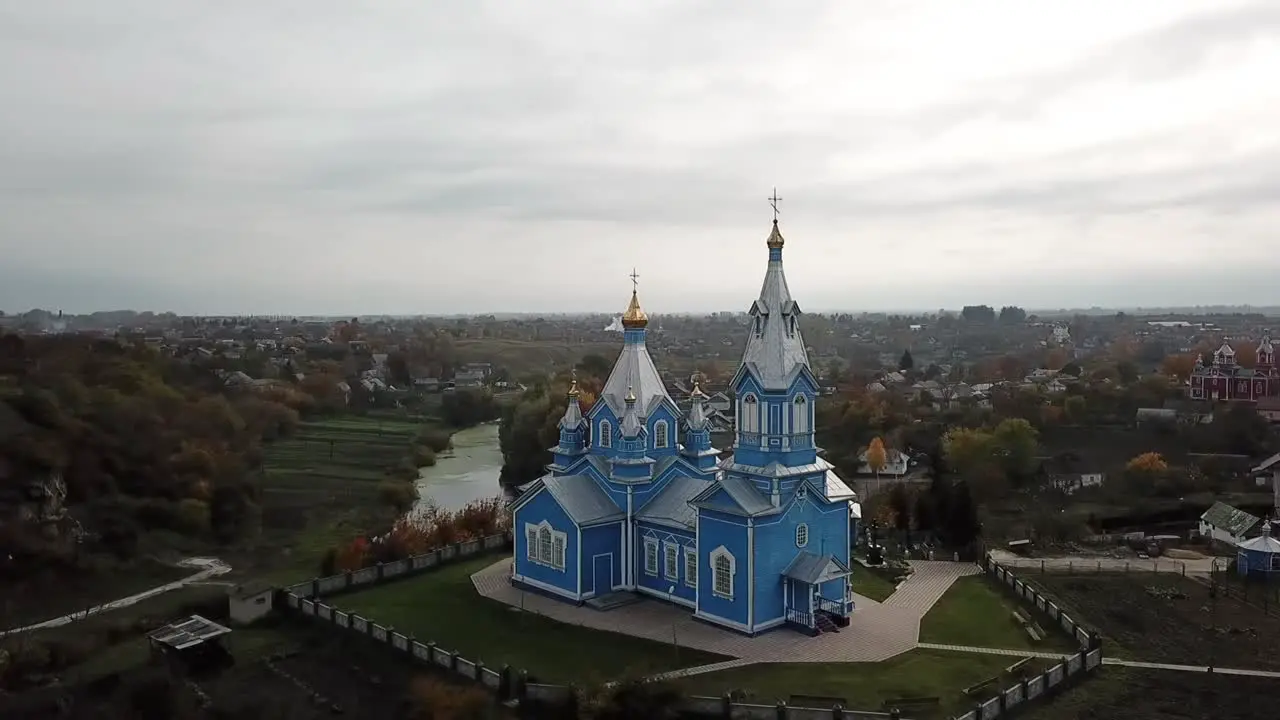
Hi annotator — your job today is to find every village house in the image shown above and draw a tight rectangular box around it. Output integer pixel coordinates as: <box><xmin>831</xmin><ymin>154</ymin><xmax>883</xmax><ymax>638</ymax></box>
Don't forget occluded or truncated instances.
<box><xmin>1198</xmin><ymin>501</ymin><xmax>1264</xmax><ymax>546</ymax></box>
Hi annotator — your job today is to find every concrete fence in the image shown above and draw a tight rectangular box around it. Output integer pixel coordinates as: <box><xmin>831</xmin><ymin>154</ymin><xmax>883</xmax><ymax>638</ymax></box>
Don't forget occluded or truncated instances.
<box><xmin>946</xmin><ymin>554</ymin><xmax>1106</xmax><ymax>720</ymax></box>
<box><xmin>982</xmin><ymin>554</ymin><xmax>1103</xmax><ymax>651</ymax></box>
<box><xmin>282</xmin><ymin>532</ymin><xmax>513</xmax><ymax>601</ymax></box>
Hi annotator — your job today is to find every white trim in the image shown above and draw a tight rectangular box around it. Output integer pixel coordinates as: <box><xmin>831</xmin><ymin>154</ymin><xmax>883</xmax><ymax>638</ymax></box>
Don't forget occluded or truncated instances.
<box><xmin>793</xmin><ymin>394</ymin><xmax>809</xmax><ymax>434</ymax></box>
<box><xmin>694</xmin><ymin>517</ymin><xmax>701</xmax><ymax>614</ymax></box>
<box><xmin>693</xmin><ymin>610</ymin><xmax>750</xmax><ymax>632</ymax></box>
<box><xmin>637</xmin><ymin>585</ymin><xmax>696</xmax><ymax>609</ymax></box>
<box><xmin>663</xmin><ymin>541</ymin><xmax>680</xmax><ymax>581</ymax></box>
<box><xmin>684</xmin><ymin>546</ymin><xmax>697</xmax><ymax>588</ymax></box>
<box><xmin>512</xmin><ymin>574</ymin><xmax>578</xmax><ymax>601</ymax></box>
<box><xmin>643</xmin><ymin>537</ymin><xmax>659</xmax><ymax>575</ymax></box>
<box><xmin>576</xmin><ymin>525</ymin><xmax>583</xmax><ymax>597</ymax></box>
<box><xmin>740</xmin><ymin>394</ymin><xmax>760</xmax><ymax>434</ymax></box>
<box><xmin>796</xmin><ymin>523</ymin><xmax>809</xmax><ymax>548</ymax></box>
<box><xmin>747</xmin><ymin>518</ymin><xmax>756</xmax><ymax>633</ymax></box>
<box><xmin>524</xmin><ymin>521</ymin><xmax>567</xmax><ymax>571</ymax></box>
<box><xmin>654</xmin><ymin>419</ymin><xmax>670</xmax><ymax>449</ymax></box>
<box><xmin>709</xmin><ymin>545</ymin><xmax>736</xmax><ymax>600</ymax></box>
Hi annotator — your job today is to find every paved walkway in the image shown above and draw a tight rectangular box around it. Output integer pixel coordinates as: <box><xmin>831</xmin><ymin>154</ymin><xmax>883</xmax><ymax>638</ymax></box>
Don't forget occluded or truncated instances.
<box><xmin>0</xmin><ymin>557</ymin><xmax>232</xmax><ymax>637</ymax></box>
<box><xmin>987</xmin><ymin>550</ymin><xmax>1215</xmax><ymax>576</ymax></box>
<box><xmin>473</xmin><ymin>558</ymin><xmax>979</xmax><ymax>665</ymax></box>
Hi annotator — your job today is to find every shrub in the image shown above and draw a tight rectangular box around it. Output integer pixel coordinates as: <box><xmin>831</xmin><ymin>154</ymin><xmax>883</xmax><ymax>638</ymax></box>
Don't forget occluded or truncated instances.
<box><xmin>409</xmin><ymin>676</ymin><xmax>491</xmax><ymax>720</ymax></box>
<box><xmin>378</xmin><ymin>480</ymin><xmax>418</xmax><ymax>513</ymax></box>
<box><xmin>175</xmin><ymin>498</ymin><xmax>211</xmax><ymax>535</ymax></box>
<box><xmin>411</xmin><ymin>444</ymin><xmax>437</xmax><ymax>468</ymax></box>
<box><xmin>416</xmin><ymin>428</ymin><xmax>453</xmax><ymax>454</ymax></box>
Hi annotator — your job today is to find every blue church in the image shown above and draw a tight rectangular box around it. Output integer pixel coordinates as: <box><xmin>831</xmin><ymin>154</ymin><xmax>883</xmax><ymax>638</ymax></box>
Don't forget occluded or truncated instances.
<box><xmin>510</xmin><ymin>217</ymin><xmax>860</xmax><ymax>636</ymax></box>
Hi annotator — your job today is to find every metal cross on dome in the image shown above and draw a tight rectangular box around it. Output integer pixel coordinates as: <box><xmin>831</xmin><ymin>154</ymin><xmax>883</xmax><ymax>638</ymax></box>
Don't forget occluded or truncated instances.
<box><xmin>629</xmin><ymin>268</ymin><xmax>640</xmax><ymax>291</ymax></box>
<box><xmin>769</xmin><ymin>188</ymin><xmax>782</xmax><ymax>221</ymax></box>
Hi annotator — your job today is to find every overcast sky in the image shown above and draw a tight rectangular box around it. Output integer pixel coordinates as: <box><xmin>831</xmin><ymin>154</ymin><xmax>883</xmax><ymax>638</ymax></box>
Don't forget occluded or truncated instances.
<box><xmin>2</xmin><ymin>1</ymin><xmax>1279</xmax><ymax>316</ymax></box>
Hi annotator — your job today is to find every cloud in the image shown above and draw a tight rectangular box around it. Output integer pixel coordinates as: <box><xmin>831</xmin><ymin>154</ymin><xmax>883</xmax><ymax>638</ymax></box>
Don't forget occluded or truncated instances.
<box><xmin>1</xmin><ymin>1</ymin><xmax>1279</xmax><ymax>314</ymax></box>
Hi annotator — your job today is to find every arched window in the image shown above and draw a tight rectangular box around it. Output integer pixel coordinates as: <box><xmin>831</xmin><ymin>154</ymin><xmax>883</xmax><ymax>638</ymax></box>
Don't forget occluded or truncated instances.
<box><xmin>740</xmin><ymin>394</ymin><xmax>759</xmax><ymax>434</ymax></box>
<box><xmin>598</xmin><ymin>420</ymin><xmax>612</xmax><ymax>448</ymax></box>
<box><xmin>793</xmin><ymin>395</ymin><xmax>809</xmax><ymax>434</ymax></box>
<box><xmin>538</xmin><ymin>527</ymin><xmax>552</xmax><ymax>564</ymax></box>
<box><xmin>654</xmin><ymin>420</ymin><xmax>669</xmax><ymax>449</ymax></box>
<box><xmin>796</xmin><ymin>523</ymin><xmax>809</xmax><ymax>548</ymax></box>
<box><xmin>710</xmin><ymin>546</ymin><xmax>735</xmax><ymax>599</ymax></box>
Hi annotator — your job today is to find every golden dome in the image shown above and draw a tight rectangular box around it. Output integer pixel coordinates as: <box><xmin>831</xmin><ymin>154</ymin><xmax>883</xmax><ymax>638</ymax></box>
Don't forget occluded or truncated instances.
<box><xmin>622</xmin><ymin>289</ymin><xmax>648</xmax><ymax>329</ymax></box>
<box><xmin>766</xmin><ymin>219</ymin><xmax>785</xmax><ymax>250</ymax></box>
<box><xmin>625</xmin><ymin>385</ymin><xmax>637</xmax><ymax>403</ymax></box>
<box><xmin>567</xmin><ymin>369</ymin><xmax>580</xmax><ymax>398</ymax></box>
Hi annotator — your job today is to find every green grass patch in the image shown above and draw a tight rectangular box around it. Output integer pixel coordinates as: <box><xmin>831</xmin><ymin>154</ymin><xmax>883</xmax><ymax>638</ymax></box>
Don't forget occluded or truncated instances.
<box><xmin>920</xmin><ymin>577</ymin><xmax>1076</xmax><ymax>653</ymax></box>
<box><xmin>1</xmin><ymin>558</ymin><xmax>192</xmax><ymax>629</ymax></box>
<box><xmin>672</xmin><ymin>649</ymin><xmax>1040</xmax><ymax>719</ymax></box>
<box><xmin>850</xmin><ymin>567</ymin><xmax>898</xmax><ymax>602</ymax></box>
<box><xmin>336</xmin><ymin>555</ymin><xmax>731</xmax><ymax>683</ymax></box>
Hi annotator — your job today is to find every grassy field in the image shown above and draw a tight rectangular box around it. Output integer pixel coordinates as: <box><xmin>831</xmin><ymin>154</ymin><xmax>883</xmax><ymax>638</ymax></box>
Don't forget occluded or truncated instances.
<box><xmin>850</xmin><ymin>566</ymin><xmax>899</xmax><ymax>602</ymax></box>
<box><xmin>1020</xmin><ymin>666</ymin><xmax>1280</xmax><ymax>720</ymax></box>
<box><xmin>1027</xmin><ymin>573</ymin><xmax>1280</xmax><ymax>669</ymax></box>
<box><xmin>2</xmin><ymin>558</ymin><xmax>191</xmax><ymax>629</ymax></box>
<box><xmin>919</xmin><ymin>577</ymin><xmax>1077</xmax><ymax>653</ymax></box>
<box><xmin>673</xmin><ymin>650</ymin><xmax>1048</xmax><ymax>719</ymax></box>
<box><xmin>336</xmin><ymin>554</ymin><xmax>730</xmax><ymax>684</ymax></box>
<box><xmin>253</xmin><ymin>413</ymin><xmax>434</xmax><ymax>583</ymax></box>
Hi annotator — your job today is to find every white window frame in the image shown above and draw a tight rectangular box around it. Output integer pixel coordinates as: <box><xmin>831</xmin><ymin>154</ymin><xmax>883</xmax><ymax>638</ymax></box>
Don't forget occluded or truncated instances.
<box><xmin>796</xmin><ymin>523</ymin><xmax>809</xmax><ymax>548</ymax></box>
<box><xmin>524</xmin><ymin>521</ymin><xmax>567</xmax><ymax>571</ymax></box>
<box><xmin>793</xmin><ymin>395</ymin><xmax>809</xmax><ymax>434</ymax></box>
<box><xmin>654</xmin><ymin>420</ymin><xmax>669</xmax><ymax>449</ymax></box>
<box><xmin>684</xmin><ymin>547</ymin><xmax>697</xmax><ymax>588</ymax></box>
<box><xmin>644</xmin><ymin>537</ymin><xmax>659</xmax><ymax>575</ymax></box>
<box><xmin>740</xmin><ymin>394</ymin><xmax>759</xmax><ymax>433</ymax></box>
<box><xmin>710</xmin><ymin>546</ymin><xmax>736</xmax><ymax>600</ymax></box>
<box><xmin>664</xmin><ymin>542</ymin><xmax>679</xmax><ymax>581</ymax></box>
<box><xmin>598</xmin><ymin>420</ymin><xmax>612</xmax><ymax>448</ymax></box>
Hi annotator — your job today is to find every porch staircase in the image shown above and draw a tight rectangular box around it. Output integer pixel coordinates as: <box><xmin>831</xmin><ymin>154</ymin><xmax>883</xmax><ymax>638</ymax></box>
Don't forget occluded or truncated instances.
<box><xmin>585</xmin><ymin>591</ymin><xmax>642</xmax><ymax>611</ymax></box>
<box><xmin>815</xmin><ymin>611</ymin><xmax>841</xmax><ymax>634</ymax></box>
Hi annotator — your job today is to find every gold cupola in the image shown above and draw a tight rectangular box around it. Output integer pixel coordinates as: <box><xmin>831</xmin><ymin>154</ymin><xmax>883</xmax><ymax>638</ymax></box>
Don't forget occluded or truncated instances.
<box><xmin>621</xmin><ymin>268</ymin><xmax>649</xmax><ymax>329</ymax></box>
<box><xmin>766</xmin><ymin>219</ymin><xmax>785</xmax><ymax>250</ymax></box>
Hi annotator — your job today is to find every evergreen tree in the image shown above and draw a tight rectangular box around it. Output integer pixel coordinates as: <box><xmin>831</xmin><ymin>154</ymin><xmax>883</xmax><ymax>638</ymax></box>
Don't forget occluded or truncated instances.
<box><xmin>899</xmin><ymin>349</ymin><xmax>914</xmax><ymax>371</ymax></box>
<box><xmin>888</xmin><ymin>483</ymin><xmax>912</xmax><ymax>532</ymax></box>
<box><xmin>944</xmin><ymin>480</ymin><xmax>980</xmax><ymax>546</ymax></box>
<box><xmin>913</xmin><ymin>491</ymin><xmax>936</xmax><ymax>532</ymax></box>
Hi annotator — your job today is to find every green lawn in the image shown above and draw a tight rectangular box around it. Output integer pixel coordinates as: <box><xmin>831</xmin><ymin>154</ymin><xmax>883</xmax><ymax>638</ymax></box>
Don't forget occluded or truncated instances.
<box><xmin>850</xmin><ymin>567</ymin><xmax>899</xmax><ymax>602</ymax></box>
<box><xmin>920</xmin><ymin>577</ymin><xmax>1076</xmax><ymax>652</ymax></box>
<box><xmin>335</xmin><ymin>555</ymin><xmax>731</xmax><ymax>684</ymax></box>
<box><xmin>673</xmin><ymin>649</ymin><xmax>1042</xmax><ymax>719</ymax></box>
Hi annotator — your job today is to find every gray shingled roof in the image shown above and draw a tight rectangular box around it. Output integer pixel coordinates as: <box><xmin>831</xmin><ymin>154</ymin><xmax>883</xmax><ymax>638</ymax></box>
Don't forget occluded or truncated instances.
<box><xmin>636</xmin><ymin>476</ymin><xmax>707</xmax><ymax>529</ymax></box>
<box><xmin>1201</xmin><ymin>501</ymin><xmax>1260</xmax><ymax>537</ymax></box>
<box><xmin>738</xmin><ymin>221</ymin><xmax>810</xmax><ymax>391</ymax></box>
<box><xmin>782</xmin><ymin>552</ymin><xmax>850</xmax><ymax>584</ymax></box>
<box><xmin>542</xmin><ymin>475</ymin><xmax>624</xmax><ymax>526</ymax></box>
<box><xmin>599</xmin><ymin>329</ymin><xmax>675</xmax><ymax>417</ymax></box>
<box><xmin>691</xmin><ymin>473</ymin><xmax>777</xmax><ymax>516</ymax></box>
<box><xmin>821</xmin><ymin>470</ymin><xmax>857</xmax><ymax>502</ymax></box>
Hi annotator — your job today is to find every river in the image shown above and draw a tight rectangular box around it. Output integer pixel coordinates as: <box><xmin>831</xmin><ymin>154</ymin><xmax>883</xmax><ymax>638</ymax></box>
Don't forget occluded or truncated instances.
<box><xmin>414</xmin><ymin>423</ymin><xmax>506</xmax><ymax>512</ymax></box>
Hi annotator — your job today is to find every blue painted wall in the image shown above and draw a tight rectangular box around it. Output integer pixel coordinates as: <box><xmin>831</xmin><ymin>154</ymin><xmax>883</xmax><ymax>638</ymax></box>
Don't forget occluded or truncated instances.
<box><xmin>695</xmin><ymin>508</ymin><xmax>750</xmax><ymax>628</ymax></box>
<box><xmin>731</xmin><ymin>371</ymin><xmax>821</xmax><ymax>470</ymax></box>
<box><xmin>512</xmin><ymin>486</ymin><xmax>579</xmax><ymax>598</ymax></box>
<box><xmin>581</xmin><ymin>522</ymin><xmax>623</xmax><ymax>596</ymax></box>
<box><xmin>751</xmin><ymin>489</ymin><xmax>851</xmax><ymax>627</ymax></box>
<box><xmin>636</xmin><ymin>523</ymin><xmax>696</xmax><ymax>604</ymax></box>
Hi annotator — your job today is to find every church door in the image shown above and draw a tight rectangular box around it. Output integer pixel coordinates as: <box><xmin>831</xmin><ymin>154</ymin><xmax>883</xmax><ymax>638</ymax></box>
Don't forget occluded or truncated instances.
<box><xmin>593</xmin><ymin>554</ymin><xmax>613</xmax><ymax>596</ymax></box>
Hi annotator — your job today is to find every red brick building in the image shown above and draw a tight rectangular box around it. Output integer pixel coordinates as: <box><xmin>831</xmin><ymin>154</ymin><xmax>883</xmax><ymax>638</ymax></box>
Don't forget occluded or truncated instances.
<box><xmin>1189</xmin><ymin>338</ymin><xmax>1279</xmax><ymax>401</ymax></box>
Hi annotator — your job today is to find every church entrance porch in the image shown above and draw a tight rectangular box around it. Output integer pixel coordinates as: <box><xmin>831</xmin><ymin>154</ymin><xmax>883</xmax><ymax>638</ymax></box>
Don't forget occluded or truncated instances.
<box><xmin>782</xmin><ymin>552</ymin><xmax>854</xmax><ymax>636</ymax></box>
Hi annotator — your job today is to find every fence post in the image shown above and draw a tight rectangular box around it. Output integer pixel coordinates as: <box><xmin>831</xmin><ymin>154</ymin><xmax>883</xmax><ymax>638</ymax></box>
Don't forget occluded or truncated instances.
<box><xmin>344</xmin><ymin>570</ymin><xmax>353</xmax><ymax>589</ymax></box>
<box><xmin>498</xmin><ymin>665</ymin><xmax>511</xmax><ymax>699</ymax></box>
<box><xmin>721</xmin><ymin>693</ymin><xmax>732</xmax><ymax>719</ymax></box>
<box><xmin>311</xmin><ymin>577</ymin><xmax>320</xmax><ymax>598</ymax></box>
<box><xmin>888</xmin><ymin>709</ymin><xmax>901</xmax><ymax>720</ymax></box>
<box><xmin>775</xmin><ymin>701</ymin><xmax>788</xmax><ymax>719</ymax></box>
<box><xmin>831</xmin><ymin>704</ymin><xmax>844</xmax><ymax>720</ymax></box>
<box><xmin>377</xmin><ymin>562</ymin><xmax>385</xmax><ymax>580</ymax></box>
<box><xmin>1041</xmin><ymin>559</ymin><xmax>1045</xmax><ymax>574</ymax></box>
<box><xmin>516</xmin><ymin>670</ymin><xmax>528</xmax><ymax>702</ymax></box>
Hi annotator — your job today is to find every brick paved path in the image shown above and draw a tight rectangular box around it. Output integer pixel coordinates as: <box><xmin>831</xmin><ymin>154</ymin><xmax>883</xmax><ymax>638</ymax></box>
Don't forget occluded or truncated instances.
<box><xmin>472</xmin><ymin>558</ymin><xmax>978</xmax><ymax>670</ymax></box>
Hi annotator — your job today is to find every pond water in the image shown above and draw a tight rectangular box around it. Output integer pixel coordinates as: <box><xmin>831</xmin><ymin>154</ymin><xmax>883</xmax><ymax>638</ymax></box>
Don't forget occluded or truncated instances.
<box><xmin>414</xmin><ymin>422</ymin><xmax>506</xmax><ymax>512</ymax></box>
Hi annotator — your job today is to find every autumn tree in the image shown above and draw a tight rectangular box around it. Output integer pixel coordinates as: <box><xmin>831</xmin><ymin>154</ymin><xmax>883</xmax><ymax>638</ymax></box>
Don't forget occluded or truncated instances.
<box><xmin>865</xmin><ymin>436</ymin><xmax>888</xmax><ymax>478</ymax></box>
<box><xmin>1125</xmin><ymin>452</ymin><xmax>1168</xmax><ymax>476</ymax></box>
<box><xmin>1160</xmin><ymin>353</ymin><xmax>1198</xmax><ymax>381</ymax></box>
